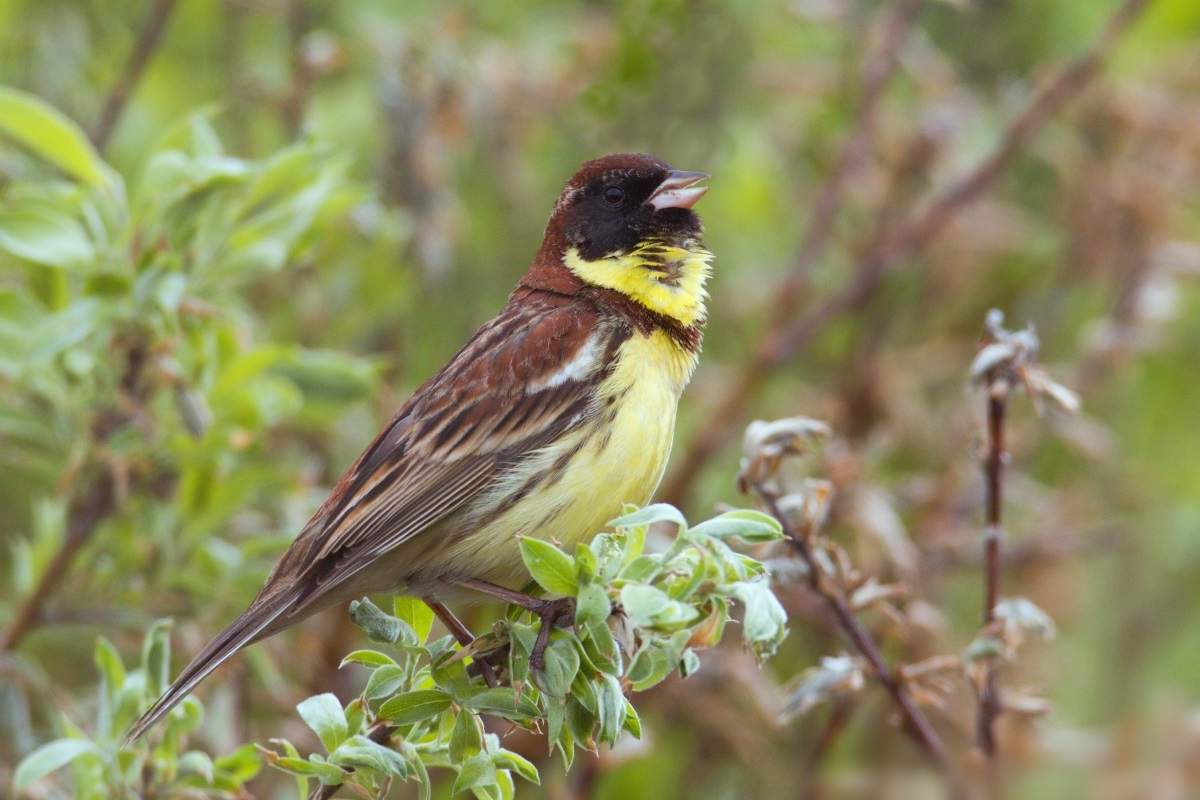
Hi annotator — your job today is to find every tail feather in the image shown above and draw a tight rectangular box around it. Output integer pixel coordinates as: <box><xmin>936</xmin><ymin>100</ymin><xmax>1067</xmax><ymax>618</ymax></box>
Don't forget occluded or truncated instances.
<box><xmin>124</xmin><ymin>591</ymin><xmax>298</xmax><ymax>744</ymax></box>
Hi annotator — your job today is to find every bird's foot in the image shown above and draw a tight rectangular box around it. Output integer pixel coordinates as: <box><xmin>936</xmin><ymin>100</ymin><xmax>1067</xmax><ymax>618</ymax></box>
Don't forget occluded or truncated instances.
<box><xmin>441</xmin><ymin>577</ymin><xmax>576</xmax><ymax>676</ymax></box>
<box><xmin>529</xmin><ymin>596</ymin><xmax>575</xmax><ymax>674</ymax></box>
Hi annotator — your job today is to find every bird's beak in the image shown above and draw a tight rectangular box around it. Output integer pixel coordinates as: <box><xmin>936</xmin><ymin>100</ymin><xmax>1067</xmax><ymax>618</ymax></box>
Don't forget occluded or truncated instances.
<box><xmin>648</xmin><ymin>170</ymin><xmax>709</xmax><ymax>211</ymax></box>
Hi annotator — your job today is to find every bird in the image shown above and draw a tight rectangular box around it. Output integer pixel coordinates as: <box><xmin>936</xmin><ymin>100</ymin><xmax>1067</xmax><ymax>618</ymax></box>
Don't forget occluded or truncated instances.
<box><xmin>126</xmin><ymin>152</ymin><xmax>711</xmax><ymax>742</ymax></box>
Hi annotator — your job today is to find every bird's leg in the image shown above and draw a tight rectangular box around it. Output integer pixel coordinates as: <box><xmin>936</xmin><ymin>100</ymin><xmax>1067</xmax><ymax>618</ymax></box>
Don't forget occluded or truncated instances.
<box><xmin>448</xmin><ymin>577</ymin><xmax>545</xmax><ymax>611</ymax></box>
<box><xmin>528</xmin><ymin>596</ymin><xmax>574</xmax><ymax>673</ymax></box>
<box><xmin>424</xmin><ymin>596</ymin><xmax>498</xmax><ymax>689</ymax></box>
<box><xmin>446</xmin><ymin>577</ymin><xmax>575</xmax><ymax>673</ymax></box>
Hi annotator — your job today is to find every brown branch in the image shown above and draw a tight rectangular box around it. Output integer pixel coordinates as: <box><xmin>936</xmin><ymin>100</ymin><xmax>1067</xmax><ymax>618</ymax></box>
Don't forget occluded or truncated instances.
<box><xmin>976</xmin><ymin>392</ymin><xmax>1007</xmax><ymax>759</ymax></box>
<box><xmin>662</xmin><ymin>0</ymin><xmax>1151</xmax><ymax>508</ymax></box>
<box><xmin>91</xmin><ymin>0</ymin><xmax>179</xmax><ymax>151</ymax></box>
<box><xmin>801</xmin><ymin>700</ymin><xmax>856</xmax><ymax>800</ymax></box>
<box><xmin>758</xmin><ymin>490</ymin><xmax>953</xmax><ymax>774</ymax></box>
<box><xmin>281</xmin><ymin>0</ymin><xmax>313</xmax><ymax>135</ymax></box>
<box><xmin>771</xmin><ymin>0</ymin><xmax>924</xmax><ymax>322</ymax></box>
<box><xmin>1</xmin><ymin>472</ymin><xmax>115</xmax><ymax>651</ymax></box>
<box><xmin>1</xmin><ymin>340</ymin><xmax>157</xmax><ymax>651</ymax></box>
<box><xmin>661</xmin><ymin>0</ymin><xmax>919</xmax><ymax>504</ymax></box>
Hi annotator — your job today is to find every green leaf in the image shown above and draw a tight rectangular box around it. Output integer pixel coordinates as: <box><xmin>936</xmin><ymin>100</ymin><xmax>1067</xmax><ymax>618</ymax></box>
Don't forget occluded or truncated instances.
<box><xmin>493</xmin><ymin>748</ymin><xmax>540</xmax><ymax>785</ymax></box>
<box><xmin>728</xmin><ymin>579</ymin><xmax>789</xmax><ymax>656</ymax></box>
<box><xmin>179</xmin><ymin>750</ymin><xmax>215</xmax><ymax>783</ymax></box>
<box><xmin>589</xmin><ymin>533</ymin><xmax>625</xmax><ymax>582</ymax></box>
<box><xmin>0</xmin><ymin>203</ymin><xmax>93</xmax><ymax>269</ymax></box>
<box><xmin>363</xmin><ymin>664</ymin><xmax>406</xmax><ymax>701</ymax></box>
<box><xmin>618</xmin><ymin>584</ymin><xmax>671</xmax><ymax>627</ymax></box>
<box><xmin>213</xmin><ymin>744</ymin><xmax>262</xmax><ymax>782</ymax></box>
<box><xmin>518</xmin><ymin>538</ymin><xmax>577</xmax><ymax>596</ymax></box>
<box><xmin>345</xmin><ymin>698</ymin><xmax>366</xmax><ymax>735</ymax></box>
<box><xmin>574</xmin><ymin>583</ymin><xmax>610</xmax><ymax>629</ymax></box>
<box><xmin>535</xmin><ymin>637</ymin><xmax>580</xmax><ymax>699</ymax></box>
<box><xmin>273</xmin><ymin>349</ymin><xmax>375</xmax><ymax>405</ymax></box>
<box><xmin>270</xmin><ymin>755</ymin><xmax>345</xmax><ymax>785</ymax></box>
<box><xmin>507</xmin><ymin>624</ymin><xmax>535</xmax><ymax>686</ymax></box>
<box><xmin>141</xmin><ymin>619</ymin><xmax>173</xmax><ymax>700</ymax></box>
<box><xmin>596</xmin><ymin>674</ymin><xmax>626</xmax><ymax>746</ymax></box>
<box><xmin>580</xmin><ymin>618</ymin><xmax>620</xmax><ymax>674</ymax></box>
<box><xmin>622</xmin><ymin>700</ymin><xmax>642</xmax><ymax>738</ymax></box>
<box><xmin>618</xmin><ymin>555</ymin><xmax>660</xmax><ymax>583</ymax></box>
<box><xmin>449</xmin><ymin>709</ymin><xmax>484</xmax><ymax>763</ymax></box>
<box><xmin>14</xmin><ymin>739</ymin><xmax>100</xmax><ymax>790</ymax></box>
<box><xmin>0</xmin><ymin>87</ymin><xmax>114</xmax><ymax>187</ymax></box>
<box><xmin>168</xmin><ymin>695</ymin><xmax>205</xmax><ymax>736</ymax></box>
<box><xmin>680</xmin><ymin>648</ymin><xmax>702</xmax><ymax>678</ymax></box>
<box><xmin>623</xmin><ymin>583</ymin><xmax>698</xmax><ymax>628</ymax></box>
<box><xmin>330</xmin><ymin>735</ymin><xmax>409</xmax><ymax>777</ymax></box>
<box><xmin>339</xmin><ymin>649</ymin><xmax>397</xmax><ymax>669</ymax></box>
<box><xmin>608</xmin><ymin>503</ymin><xmax>687</xmax><ymax>531</ymax></box>
<box><xmin>350</xmin><ymin>597</ymin><xmax>416</xmax><ymax>645</ymax></box>
<box><xmin>93</xmin><ymin>636</ymin><xmax>126</xmax><ymax>700</ymax></box>
<box><xmin>296</xmin><ymin>694</ymin><xmax>349</xmax><ymax>753</ymax></box>
<box><xmin>377</xmin><ymin>690</ymin><xmax>453</xmax><ymax>725</ymax></box>
<box><xmin>687</xmin><ymin>509</ymin><xmax>783</xmax><ymax>543</ymax></box>
<box><xmin>538</xmin><ymin>698</ymin><xmax>563</xmax><ymax>753</ymax></box>
<box><xmin>465</xmin><ymin>688</ymin><xmax>541</xmax><ymax>722</ymax></box>
<box><xmin>394</xmin><ymin>596</ymin><xmax>436</xmax><ymax>644</ymax></box>
<box><xmin>574</xmin><ymin>543</ymin><xmax>597</xmax><ymax>584</ymax></box>
<box><xmin>565</xmin><ymin>697</ymin><xmax>597</xmax><ymax>750</ymax></box>
<box><xmin>453</xmin><ymin>752</ymin><xmax>497</xmax><ymax>796</ymax></box>
<box><xmin>627</xmin><ymin>644</ymin><xmax>676</xmax><ymax>691</ymax></box>
<box><xmin>431</xmin><ymin>653</ymin><xmax>474</xmax><ymax>699</ymax></box>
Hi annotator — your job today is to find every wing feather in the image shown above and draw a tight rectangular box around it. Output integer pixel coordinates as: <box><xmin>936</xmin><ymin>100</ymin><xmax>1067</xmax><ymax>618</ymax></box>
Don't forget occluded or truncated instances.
<box><xmin>277</xmin><ymin>292</ymin><xmax>620</xmax><ymax>604</ymax></box>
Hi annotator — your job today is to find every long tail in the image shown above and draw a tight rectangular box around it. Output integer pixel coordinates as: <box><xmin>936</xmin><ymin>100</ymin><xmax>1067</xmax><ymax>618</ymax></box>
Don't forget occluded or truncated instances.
<box><xmin>124</xmin><ymin>590</ymin><xmax>300</xmax><ymax>744</ymax></box>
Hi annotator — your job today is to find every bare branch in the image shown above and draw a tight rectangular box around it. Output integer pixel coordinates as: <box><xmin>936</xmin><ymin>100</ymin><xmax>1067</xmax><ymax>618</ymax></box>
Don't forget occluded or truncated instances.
<box><xmin>1</xmin><ymin>473</ymin><xmax>115</xmax><ymax>651</ymax></box>
<box><xmin>91</xmin><ymin>0</ymin><xmax>179</xmax><ymax>151</ymax></box>
<box><xmin>976</xmin><ymin>393</ymin><xmax>1006</xmax><ymax>759</ymax></box>
<box><xmin>758</xmin><ymin>490</ymin><xmax>954</xmax><ymax>773</ymax></box>
<box><xmin>662</xmin><ymin>0</ymin><xmax>1151</xmax><ymax>508</ymax></box>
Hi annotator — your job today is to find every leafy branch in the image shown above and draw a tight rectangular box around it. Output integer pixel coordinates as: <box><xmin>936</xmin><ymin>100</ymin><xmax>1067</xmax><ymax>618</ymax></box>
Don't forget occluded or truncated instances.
<box><xmin>13</xmin><ymin>505</ymin><xmax>787</xmax><ymax>798</ymax></box>
<box><xmin>260</xmin><ymin>505</ymin><xmax>787</xmax><ymax>799</ymax></box>
<box><xmin>737</xmin><ymin>419</ymin><xmax>952</xmax><ymax>773</ymax></box>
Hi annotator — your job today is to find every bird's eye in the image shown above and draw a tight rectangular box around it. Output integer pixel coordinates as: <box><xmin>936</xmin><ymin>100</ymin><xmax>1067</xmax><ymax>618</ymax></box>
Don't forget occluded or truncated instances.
<box><xmin>603</xmin><ymin>186</ymin><xmax>625</xmax><ymax>205</ymax></box>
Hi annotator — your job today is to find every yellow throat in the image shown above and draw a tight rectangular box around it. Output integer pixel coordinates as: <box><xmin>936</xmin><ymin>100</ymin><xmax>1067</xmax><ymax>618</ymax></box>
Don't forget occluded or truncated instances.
<box><xmin>563</xmin><ymin>240</ymin><xmax>713</xmax><ymax>327</ymax></box>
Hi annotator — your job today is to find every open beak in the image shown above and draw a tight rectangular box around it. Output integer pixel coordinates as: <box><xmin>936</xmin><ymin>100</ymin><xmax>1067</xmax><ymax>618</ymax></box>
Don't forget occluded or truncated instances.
<box><xmin>648</xmin><ymin>170</ymin><xmax>709</xmax><ymax>211</ymax></box>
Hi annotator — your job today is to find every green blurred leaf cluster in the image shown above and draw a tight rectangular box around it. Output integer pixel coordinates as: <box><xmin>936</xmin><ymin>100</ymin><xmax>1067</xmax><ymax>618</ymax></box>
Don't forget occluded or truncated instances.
<box><xmin>0</xmin><ymin>84</ymin><xmax>388</xmax><ymax>637</ymax></box>
<box><xmin>13</xmin><ymin>624</ymin><xmax>260</xmax><ymax>798</ymax></box>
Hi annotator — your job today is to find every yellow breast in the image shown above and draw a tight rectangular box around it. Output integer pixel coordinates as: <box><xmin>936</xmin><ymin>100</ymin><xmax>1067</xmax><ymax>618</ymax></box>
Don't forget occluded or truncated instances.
<box><xmin>437</xmin><ymin>328</ymin><xmax>699</xmax><ymax>586</ymax></box>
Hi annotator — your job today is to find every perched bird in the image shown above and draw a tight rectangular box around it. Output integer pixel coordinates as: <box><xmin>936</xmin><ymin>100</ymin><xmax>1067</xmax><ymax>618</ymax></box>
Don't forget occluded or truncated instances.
<box><xmin>127</xmin><ymin>153</ymin><xmax>711</xmax><ymax>741</ymax></box>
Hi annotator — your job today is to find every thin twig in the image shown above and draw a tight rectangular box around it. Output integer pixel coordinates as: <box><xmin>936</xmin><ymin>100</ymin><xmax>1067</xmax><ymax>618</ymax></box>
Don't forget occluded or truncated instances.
<box><xmin>976</xmin><ymin>392</ymin><xmax>1007</xmax><ymax>759</ymax></box>
<box><xmin>281</xmin><ymin>0</ymin><xmax>313</xmax><ymax>135</ymax></box>
<box><xmin>801</xmin><ymin>700</ymin><xmax>856</xmax><ymax>800</ymax></box>
<box><xmin>772</xmin><ymin>0</ymin><xmax>924</xmax><ymax>322</ymax></box>
<box><xmin>1</xmin><ymin>341</ymin><xmax>155</xmax><ymax>651</ymax></box>
<box><xmin>662</xmin><ymin>0</ymin><xmax>920</xmax><ymax>503</ymax></box>
<box><xmin>91</xmin><ymin>0</ymin><xmax>179</xmax><ymax>151</ymax></box>
<box><xmin>1</xmin><ymin>473</ymin><xmax>115</xmax><ymax>651</ymax></box>
<box><xmin>758</xmin><ymin>490</ymin><xmax>952</xmax><ymax>773</ymax></box>
<box><xmin>662</xmin><ymin>0</ymin><xmax>1151</xmax><ymax>507</ymax></box>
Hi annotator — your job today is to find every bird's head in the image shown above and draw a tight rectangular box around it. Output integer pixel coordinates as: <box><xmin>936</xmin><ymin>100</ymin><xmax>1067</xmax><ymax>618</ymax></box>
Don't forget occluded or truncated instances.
<box><xmin>525</xmin><ymin>153</ymin><xmax>713</xmax><ymax>328</ymax></box>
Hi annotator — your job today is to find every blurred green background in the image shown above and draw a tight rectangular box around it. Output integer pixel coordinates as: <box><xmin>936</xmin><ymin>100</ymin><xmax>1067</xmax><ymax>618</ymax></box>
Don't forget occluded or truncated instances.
<box><xmin>3</xmin><ymin>0</ymin><xmax>1200</xmax><ymax>797</ymax></box>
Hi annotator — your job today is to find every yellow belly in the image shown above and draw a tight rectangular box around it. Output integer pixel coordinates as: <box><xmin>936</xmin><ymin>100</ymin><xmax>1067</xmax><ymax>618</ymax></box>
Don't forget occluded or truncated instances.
<box><xmin>434</xmin><ymin>328</ymin><xmax>697</xmax><ymax>586</ymax></box>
